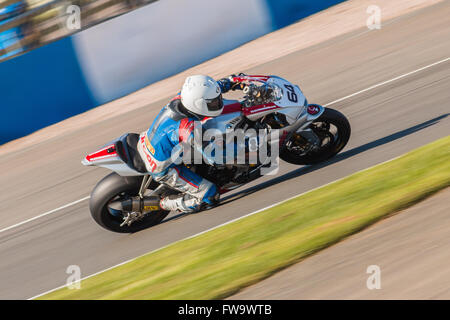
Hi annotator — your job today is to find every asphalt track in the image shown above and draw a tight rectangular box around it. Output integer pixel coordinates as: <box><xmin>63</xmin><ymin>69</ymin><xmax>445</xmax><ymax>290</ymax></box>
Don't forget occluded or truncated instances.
<box><xmin>0</xmin><ymin>2</ymin><xmax>449</xmax><ymax>299</ymax></box>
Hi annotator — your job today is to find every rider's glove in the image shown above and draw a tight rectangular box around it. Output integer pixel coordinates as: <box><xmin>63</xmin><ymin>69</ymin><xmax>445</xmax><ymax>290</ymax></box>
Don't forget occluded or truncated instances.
<box><xmin>217</xmin><ymin>78</ymin><xmax>233</xmax><ymax>93</ymax></box>
<box><xmin>218</xmin><ymin>73</ymin><xmax>247</xmax><ymax>93</ymax></box>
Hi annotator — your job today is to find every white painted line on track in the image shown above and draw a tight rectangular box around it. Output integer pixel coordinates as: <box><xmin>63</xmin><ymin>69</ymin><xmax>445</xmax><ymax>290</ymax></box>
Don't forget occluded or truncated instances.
<box><xmin>323</xmin><ymin>57</ymin><xmax>450</xmax><ymax>107</ymax></box>
<box><xmin>0</xmin><ymin>196</ymin><xmax>90</xmax><ymax>234</ymax></box>
<box><xmin>29</xmin><ymin>153</ymin><xmax>405</xmax><ymax>300</ymax></box>
<box><xmin>2</xmin><ymin>56</ymin><xmax>449</xmax><ymax>238</ymax></box>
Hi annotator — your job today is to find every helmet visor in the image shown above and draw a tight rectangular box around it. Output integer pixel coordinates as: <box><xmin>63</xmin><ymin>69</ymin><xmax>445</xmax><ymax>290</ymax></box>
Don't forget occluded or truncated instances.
<box><xmin>205</xmin><ymin>94</ymin><xmax>223</xmax><ymax>112</ymax></box>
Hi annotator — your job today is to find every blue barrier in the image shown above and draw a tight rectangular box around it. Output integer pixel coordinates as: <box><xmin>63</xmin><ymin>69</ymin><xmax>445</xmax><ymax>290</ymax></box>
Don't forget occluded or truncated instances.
<box><xmin>0</xmin><ymin>37</ymin><xmax>95</xmax><ymax>143</ymax></box>
<box><xmin>0</xmin><ymin>0</ymin><xmax>346</xmax><ymax>145</ymax></box>
<box><xmin>265</xmin><ymin>0</ymin><xmax>347</xmax><ymax>29</ymax></box>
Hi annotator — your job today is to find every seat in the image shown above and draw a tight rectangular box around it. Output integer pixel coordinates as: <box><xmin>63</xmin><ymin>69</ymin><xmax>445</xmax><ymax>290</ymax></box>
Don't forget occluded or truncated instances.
<box><xmin>126</xmin><ymin>133</ymin><xmax>147</xmax><ymax>173</ymax></box>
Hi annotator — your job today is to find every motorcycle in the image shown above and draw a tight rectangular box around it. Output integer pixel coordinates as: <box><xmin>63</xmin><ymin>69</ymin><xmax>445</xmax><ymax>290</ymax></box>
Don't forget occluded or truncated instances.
<box><xmin>82</xmin><ymin>75</ymin><xmax>351</xmax><ymax>233</ymax></box>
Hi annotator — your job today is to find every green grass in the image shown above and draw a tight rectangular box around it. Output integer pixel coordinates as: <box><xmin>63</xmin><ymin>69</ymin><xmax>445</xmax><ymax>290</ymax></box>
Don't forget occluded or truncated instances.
<box><xmin>40</xmin><ymin>136</ymin><xmax>450</xmax><ymax>300</ymax></box>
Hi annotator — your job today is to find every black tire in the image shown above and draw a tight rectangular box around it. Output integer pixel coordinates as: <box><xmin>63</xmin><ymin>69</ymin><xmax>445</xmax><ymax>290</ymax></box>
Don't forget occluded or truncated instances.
<box><xmin>89</xmin><ymin>173</ymin><xmax>169</xmax><ymax>233</ymax></box>
<box><xmin>280</xmin><ymin>107</ymin><xmax>351</xmax><ymax>165</ymax></box>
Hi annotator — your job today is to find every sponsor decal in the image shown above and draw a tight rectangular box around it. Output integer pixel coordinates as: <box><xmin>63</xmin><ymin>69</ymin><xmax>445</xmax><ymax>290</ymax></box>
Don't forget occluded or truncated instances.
<box><xmin>144</xmin><ymin>135</ymin><xmax>155</xmax><ymax>155</ymax></box>
<box><xmin>140</xmin><ymin>136</ymin><xmax>157</xmax><ymax>172</ymax></box>
<box><xmin>307</xmin><ymin>104</ymin><xmax>321</xmax><ymax>115</ymax></box>
<box><xmin>143</xmin><ymin>205</ymin><xmax>159</xmax><ymax>211</ymax></box>
<box><xmin>145</xmin><ymin>153</ymin><xmax>157</xmax><ymax>172</ymax></box>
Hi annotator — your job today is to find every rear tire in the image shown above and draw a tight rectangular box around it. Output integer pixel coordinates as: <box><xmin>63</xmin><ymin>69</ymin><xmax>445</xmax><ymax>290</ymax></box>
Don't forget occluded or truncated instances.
<box><xmin>280</xmin><ymin>107</ymin><xmax>350</xmax><ymax>165</ymax></box>
<box><xmin>89</xmin><ymin>173</ymin><xmax>169</xmax><ymax>233</ymax></box>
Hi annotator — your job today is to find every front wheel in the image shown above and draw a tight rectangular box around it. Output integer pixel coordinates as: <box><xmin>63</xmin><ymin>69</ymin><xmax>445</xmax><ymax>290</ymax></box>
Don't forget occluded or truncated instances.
<box><xmin>280</xmin><ymin>107</ymin><xmax>351</xmax><ymax>165</ymax></box>
<box><xmin>89</xmin><ymin>173</ymin><xmax>169</xmax><ymax>233</ymax></box>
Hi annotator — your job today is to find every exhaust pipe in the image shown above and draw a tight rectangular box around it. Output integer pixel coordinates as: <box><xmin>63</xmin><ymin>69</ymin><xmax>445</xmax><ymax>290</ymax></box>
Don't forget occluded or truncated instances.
<box><xmin>108</xmin><ymin>195</ymin><xmax>161</xmax><ymax>215</ymax></box>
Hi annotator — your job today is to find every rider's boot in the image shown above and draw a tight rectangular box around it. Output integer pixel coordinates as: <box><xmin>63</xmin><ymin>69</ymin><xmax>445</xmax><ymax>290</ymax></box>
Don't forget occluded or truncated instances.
<box><xmin>159</xmin><ymin>194</ymin><xmax>200</xmax><ymax>213</ymax></box>
<box><xmin>160</xmin><ymin>191</ymin><xmax>220</xmax><ymax>213</ymax></box>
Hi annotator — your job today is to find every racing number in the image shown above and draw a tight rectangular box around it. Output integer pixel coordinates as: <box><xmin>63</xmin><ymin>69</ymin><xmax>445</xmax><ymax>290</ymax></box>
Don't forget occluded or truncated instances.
<box><xmin>284</xmin><ymin>84</ymin><xmax>298</xmax><ymax>103</ymax></box>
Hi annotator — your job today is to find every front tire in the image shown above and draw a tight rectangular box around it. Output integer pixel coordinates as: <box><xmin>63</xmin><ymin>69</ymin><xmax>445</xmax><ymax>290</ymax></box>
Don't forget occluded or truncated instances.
<box><xmin>280</xmin><ymin>107</ymin><xmax>351</xmax><ymax>165</ymax></box>
<box><xmin>89</xmin><ymin>173</ymin><xmax>169</xmax><ymax>233</ymax></box>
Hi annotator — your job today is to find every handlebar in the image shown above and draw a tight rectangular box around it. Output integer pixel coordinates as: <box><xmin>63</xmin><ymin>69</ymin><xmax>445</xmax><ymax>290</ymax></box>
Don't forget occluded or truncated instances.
<box><xmin>242</xmin><ymin>83</ymin><xmax>276</xmax><ymax>106</ymax></box>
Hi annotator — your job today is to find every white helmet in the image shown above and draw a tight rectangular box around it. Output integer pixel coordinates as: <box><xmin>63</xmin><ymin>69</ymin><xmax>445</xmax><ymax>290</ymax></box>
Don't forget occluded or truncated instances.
<box><xmin>181</xmin><ymin>75</ymin><xmax>223</xmax><ymax>117</ymax></box>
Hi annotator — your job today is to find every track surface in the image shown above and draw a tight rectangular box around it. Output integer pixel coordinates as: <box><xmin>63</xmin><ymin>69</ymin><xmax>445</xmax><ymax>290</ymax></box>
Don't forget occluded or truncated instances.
<box><xmin>232</xmin><ymin>188</ymin><xmax>450</xmax><ymax>299</ymax></box>
<box><xmin>0</xmin><ymin>3</ymin><xmax>449</xmax><ymax>299</ymax></box>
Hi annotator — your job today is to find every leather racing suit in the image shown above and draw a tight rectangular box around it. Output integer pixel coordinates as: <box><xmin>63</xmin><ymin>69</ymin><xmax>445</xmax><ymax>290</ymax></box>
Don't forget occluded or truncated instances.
<box><xmin>137</xmin><ymin>77</ymin><xmax>240</xmax><ymax>212</ymax></box>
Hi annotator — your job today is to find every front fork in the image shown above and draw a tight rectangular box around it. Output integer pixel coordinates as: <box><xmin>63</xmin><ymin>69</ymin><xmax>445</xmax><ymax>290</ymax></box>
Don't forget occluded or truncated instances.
<box><xmin>280</xmin><ymin>104</ymin><xmax>325</xmax><ymax>151</ymax></box>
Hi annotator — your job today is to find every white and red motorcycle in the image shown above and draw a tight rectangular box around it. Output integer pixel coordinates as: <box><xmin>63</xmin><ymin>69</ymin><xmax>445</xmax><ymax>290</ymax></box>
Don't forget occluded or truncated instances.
<box><xmin>82</xmin><ymin>75</ymin><xmax>350</xmax><ymax>233</ymax></box>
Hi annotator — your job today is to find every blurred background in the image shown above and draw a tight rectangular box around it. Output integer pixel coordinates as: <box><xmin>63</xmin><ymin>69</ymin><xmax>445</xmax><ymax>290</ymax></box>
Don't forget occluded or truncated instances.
<box><xmin>0</xmin><ymin>0</ymin><xmax>157</xmax><ymax>61</ymax></box>
<box><xmin>0</xmin><ymin>0</ymin><xmax>345</xmax><ymax>144</ymax></box>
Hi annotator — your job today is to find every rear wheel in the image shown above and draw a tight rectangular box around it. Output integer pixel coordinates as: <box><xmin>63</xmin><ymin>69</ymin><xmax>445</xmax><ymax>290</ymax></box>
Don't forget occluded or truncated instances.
<box><xmin>280</xmin><ymin>107</ymin><xmax>350</xmax><ymax>165</ymax></box>
<box><xmin>89</xmin><ymin>173</ymin><xmax>169</xmax><ymax>233</ymax></box>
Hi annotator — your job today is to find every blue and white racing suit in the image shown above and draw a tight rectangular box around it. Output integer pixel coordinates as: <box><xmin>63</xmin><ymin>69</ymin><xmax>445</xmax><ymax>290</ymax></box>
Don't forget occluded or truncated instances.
<box><xmin>137</xmin><ymin>80</ymin><xmax>235</xmax><ymax>212</ymax></box>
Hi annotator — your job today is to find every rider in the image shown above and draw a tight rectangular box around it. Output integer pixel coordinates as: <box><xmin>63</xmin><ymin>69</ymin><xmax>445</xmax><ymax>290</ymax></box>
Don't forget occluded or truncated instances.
<box><xmin>137</xmin><ymin>74</ymin><xmax>244</xmax><ymax>213</ymax></box>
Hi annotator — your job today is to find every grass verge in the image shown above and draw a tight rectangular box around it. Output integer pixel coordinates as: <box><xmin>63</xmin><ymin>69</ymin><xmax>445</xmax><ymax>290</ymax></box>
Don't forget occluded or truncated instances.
<box><xmin>40</xmin><ymin>136</ymin><xmax>450</xmax><ymax>299</ymax></box>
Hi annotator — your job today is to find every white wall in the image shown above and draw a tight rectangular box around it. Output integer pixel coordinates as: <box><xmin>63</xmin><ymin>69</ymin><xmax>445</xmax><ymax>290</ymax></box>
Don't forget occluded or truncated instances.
<box><xmin>72</xmin><ymin>0</ymin><xmax>272</xmax><ymax>104</ymax></box>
